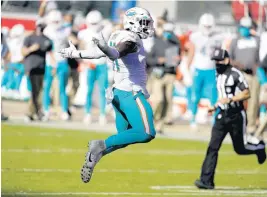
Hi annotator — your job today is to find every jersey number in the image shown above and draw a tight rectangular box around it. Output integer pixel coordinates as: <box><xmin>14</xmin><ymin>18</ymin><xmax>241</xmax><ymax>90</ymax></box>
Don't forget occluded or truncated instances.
<box><xmin>109</xmin><ymin>41</ymin><xmax>120</xmax><ymax>72</ymax></box>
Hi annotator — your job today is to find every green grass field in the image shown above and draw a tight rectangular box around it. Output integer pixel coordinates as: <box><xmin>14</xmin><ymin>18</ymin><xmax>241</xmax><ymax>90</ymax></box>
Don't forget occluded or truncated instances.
<box><xmin>1</xmin><ymin>124</ymin><xmax>267</xmax><ymax>197</ymax></box>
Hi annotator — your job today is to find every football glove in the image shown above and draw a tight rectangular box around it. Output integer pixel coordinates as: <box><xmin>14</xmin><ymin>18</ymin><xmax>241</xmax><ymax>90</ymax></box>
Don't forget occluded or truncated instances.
<box><xmin>59</xmin><ymin>40</ymin><xmax>79</xmax><ymax>59</ymax></box>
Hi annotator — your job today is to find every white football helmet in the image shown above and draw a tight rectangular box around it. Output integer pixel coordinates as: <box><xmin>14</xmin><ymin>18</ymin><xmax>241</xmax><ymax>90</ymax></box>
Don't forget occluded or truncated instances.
<box><xmin>10</xmin><ymin>24</ymin><xmax>25</xmax><ymax>38</ymax></box>
<box><xmin>46</xmin><ymin>10</ymin><xmax>63</xmax><ymax>28</ymax></box>
<box><xmin>240</xmin><ymin>17</ymin><xmax>252</xmax><ymax>28</ymax></box>
<box><xmin>123</xmin><ymin>7</ymin><xmax>154</xmax><ymax>39</ymax></box>
<box><xmin>86</xmin><ymin>10</ymin><xmax>103</xmax><ymax>25</ymax></box>
<box><xmin>198</xmin><ymin>13</ymin><xmax>215</xmax><ymax>36</ymax></box>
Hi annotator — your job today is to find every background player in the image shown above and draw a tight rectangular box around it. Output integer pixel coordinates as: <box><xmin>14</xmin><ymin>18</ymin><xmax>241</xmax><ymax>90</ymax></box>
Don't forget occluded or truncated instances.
<box><xmin>187</xmin><ymin>13</ymin><xmax>227</xmax><ymax>127</ymax></box>
<box><xmin>43</xmin><ymin>10</ymin><xmax>71</xmax><ymax>121</ymax></box>
<box><xmin>59</xmin><ymin>7</ymin><xmax>156</xmax><ymax>183</ymax></box>
<box><xmin>78</xmin><ymin>10</ymin><xmax>113</xmax><ymax>125</ymax></box>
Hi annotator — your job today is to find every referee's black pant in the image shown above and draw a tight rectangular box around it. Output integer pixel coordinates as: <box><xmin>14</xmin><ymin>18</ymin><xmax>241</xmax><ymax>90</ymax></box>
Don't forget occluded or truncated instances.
<box><xmin>200</xmin><ymin>109</ymin><xmax>262</xmax><ymax>185</ymax></box>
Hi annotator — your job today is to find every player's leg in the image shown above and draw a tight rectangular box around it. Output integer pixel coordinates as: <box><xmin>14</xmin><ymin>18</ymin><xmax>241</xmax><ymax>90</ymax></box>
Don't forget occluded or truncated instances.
<box><xmin>196</xmin><ymin>111</ymin><xmax>228</xmax><ymax>189</ymax></box>
<box><xmin>42</xmin><ymin>66</ymin><xmax>54</xmax><ymax>120</ymax></box>
<box><xmin>68</xmin><ymin>68</ymin><xmax>80</xmax><ymax>107</ymax></box>
<box><xmin>245</xmin><ymin>74</ymin><xmax>260</xmax><ymax>133</ymax></box>
<box><xmin>255</xmin><ymin>114</ymin><xmax>267</xmax><ymax>138</ymax></box>
<box><xmin>84</xmin><ymin>67</ymin><xmax>96</xmax><ymax>123</ymax></box>
<box><xmin>1</xmin><ymin>65</ymin><xmax>13</xmax><ymax>92</ymax></box>
<box><xmin>105</xmin><ymin>89</ymin><xmax>156</xmax><ymax>148</ymax></box>
<box><xmin>80</xmin><ymin>100</ymin><xmax>129</xmax><ymax>183</ymax></box>
<box><xmin>26</xmin><ymin>74</ymin><xmax>38</xmax><ymax>119</ymax></box>
<box><xmin>1</xmin><ymin>67</ymin><xmax>10</xmax><ymax>88</ymax></box>
<box><xmin>164</xmin><ymin>74</ymin><xmax>176</xmax><ymax>124</ymax></box>
<box><xmin>102</xmin><ymin>99</ymin><xmax>130</xmax><ymax>156</ymax></box>
<box><xmin>28</xmin><ymin>74</ymin><xmax>44</xmax><ymax>119</ymax></box>
<box><xmin>186</xmin><ymin>86</ymin><xmax>192</xmax><ymax>111</ymax></box>
<box><xmin>57</xmin><ymin>60</ymin><xmax>69</xmax><ymax>119</ymax></box>
<box><xmin>151</xmin><ymin>76</ymin><xmax>165</xmax><ymax>133</ymax></box>
<box><xmin>91</xmin><ymin>90</ymin><xmax>155</xmax><ymax>155</ymax></box>
<box><xmin>27</xmin><ymin>76</ymin><xmax>32</xmax><ymax>92</ymax></box>
<box><xmin>6</xmin><ymin>63</ymin><xmax>16</xmax><ymax>91</ymax></box>
<box><xmin>14</xmin><ymin>63</ymin><xmax>24</xmax><ymax>92</ymax></box>
<box><xmin>96</xmin><ymin>64</ymin><xmax>108</xmax><ymax>124</ymax></box>
<box><xmin>259</xmin><ymin>105</ymin><xmax>267</xmax><ymax>123</ymax></box>
<box><xmin>191</xmin><ymin>68</ymin><xmax>204</xmax><ymax>126</ymax></box>
<box><xmin>80</xmin><ymin>89</ymin><xmax>156</xmax><ymax>183</ymax></box>
<box><xmin>229</xmin><ymin>110</ymin><xmax>266</xmax><ymax>164</ymax></box>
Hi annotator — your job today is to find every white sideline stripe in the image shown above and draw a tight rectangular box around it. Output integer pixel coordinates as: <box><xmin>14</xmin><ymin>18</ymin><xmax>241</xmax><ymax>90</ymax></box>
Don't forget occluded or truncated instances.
<box><xmin>151</xmin><ymin>185</ymin><xmax>240</xmax><ymax>189</ymax></box>
<box><xmin>151</xmin><ymin>187</ymin><xmax>267</xmax><ymax>195</ymax></box>
<box><xmin>2</xmin><ymin>191</ymin><xmax>267</xmax><ymax>196</ymax></box>
<box><xmin>2</xmin><ymin>132</ymin><xmax>68</xmax><ymax>137</ymax></box>
<box><xmin>150</xmin><ymin>186</ymin><xmax>267</xmax><ymax>195</ymax></box>
<box><xmin>2</xmin><ymin>168</ymin><xmax>266</xmax><ymax>175</ymax></box>
<box><xmin>1</xmin><ymin>192</ymin><xmax>267</xmax><ymax>196</ymax></box>
<box><xmin>1</xmin><ymin>148</ymin><xmax>234</xmax><ymax>155</ymax></box>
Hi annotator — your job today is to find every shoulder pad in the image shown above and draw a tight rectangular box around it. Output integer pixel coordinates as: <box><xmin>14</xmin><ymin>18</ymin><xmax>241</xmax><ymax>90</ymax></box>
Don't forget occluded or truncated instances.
<box><xmin>112</xmin><ymin>30</ymin><xmax>139</xmax><ymax>44</ymax></box>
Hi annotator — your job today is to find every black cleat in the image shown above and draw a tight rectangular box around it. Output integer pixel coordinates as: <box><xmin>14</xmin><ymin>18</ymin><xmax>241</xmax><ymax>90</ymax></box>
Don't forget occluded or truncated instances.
<box><xmin>256</xmin><ymin>142</ymin><xmax>266</xmax><ymax>164</ymax></box>
<box><xmin>194</xmin><ymin>179</ymin><xmax>214</xmax><ymax>190</ymax></box>
<box><xmin>24</xmin><ymin>115</ymin><xmax>34</xmax><ymax>122</ymax></box>
<box><xmin>1</xmin><ymin>114</ymin><xmax>8</xmax><ymax>121</ymax></box>
<box><xmin>164</xmin><ymin>121</ymin><xmax>173</xmax><ymax>126</ymax></box>
<box><xmin>67</xmin><ymin>108</ymin><xmax>72</xmax><ymax>117</ymax></box>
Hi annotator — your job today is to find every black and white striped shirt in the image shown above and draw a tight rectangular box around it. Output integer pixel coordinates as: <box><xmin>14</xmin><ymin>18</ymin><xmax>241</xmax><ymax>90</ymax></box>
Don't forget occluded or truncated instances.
<box><xmin>216</xmin><ymin>66</ymin><xmax>249</xmax><ymax>111</ymax></box>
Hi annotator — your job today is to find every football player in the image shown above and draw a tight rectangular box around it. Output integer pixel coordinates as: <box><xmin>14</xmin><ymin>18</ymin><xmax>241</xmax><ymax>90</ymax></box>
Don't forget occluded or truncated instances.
<box><xmin>59</xmin><ymin>7</ymin><xmax>156</xmax><ymax>183</ymax></box>
<box><xmin>4</xmin><ymin>24</ymin><xmax>28</xmax><ymax>98</ymax></box>
<box><xmin>187</xmin><ymin>13</ymin><xmax>228</xmax><ymax>127</ymax></box>
<box><xmin>43</xmin><ymin>10</ymin><xmax>71</xmax><ymax>121</ymax></box>
<box><xmin>78</xmin><ymin>10</ymin><xmax>113</xmax><ymax>125</ymax></box>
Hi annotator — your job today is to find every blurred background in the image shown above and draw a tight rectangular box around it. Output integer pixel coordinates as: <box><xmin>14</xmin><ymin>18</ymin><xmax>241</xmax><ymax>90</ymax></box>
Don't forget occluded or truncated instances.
<box><xmin>1</xmin><ymin>0</ymin><xmax>267</xmax><ymax>138</ymax></box>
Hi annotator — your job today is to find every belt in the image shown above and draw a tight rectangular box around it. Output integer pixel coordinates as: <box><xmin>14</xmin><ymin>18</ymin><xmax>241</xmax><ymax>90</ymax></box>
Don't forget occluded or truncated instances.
<box><xmin>220</xmin><ymin>107</ymin><xmax>243</xmax><ymax>115</ymax></box>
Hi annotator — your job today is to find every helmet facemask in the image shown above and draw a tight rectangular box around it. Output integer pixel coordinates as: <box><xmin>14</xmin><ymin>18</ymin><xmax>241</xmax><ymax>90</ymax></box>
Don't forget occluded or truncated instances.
<box><xmin>137</xmin><ymin>18</ymin><xmax>154</xmax><ymax>39</ymax></box>
<box><xmin>200</xmin><ymin>25</ymin><xmax>213</xmax><ymax>36</ymax></box>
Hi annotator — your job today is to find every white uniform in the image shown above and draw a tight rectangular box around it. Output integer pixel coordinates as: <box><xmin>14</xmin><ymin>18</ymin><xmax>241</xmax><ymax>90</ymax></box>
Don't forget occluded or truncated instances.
<box><xmin>78</xmin><ymin>20</ymin><xmax>112</xmax><ymax>65</ymax></box>
<box><xmin>190</xmin><ymin>31</ymin><xmax>226</xmax><ymax>70</ymax></box>
<box><xmin>44</xmin><ymin>25</ymin><xmax>70</xmax><ymax>65</ymax></box>
<box><xmin>108</xmin><ymin>30</ymin><xmax>149</xmax><ymax>98</ymax></box>
<box><xmin>260</xmin><ymin>31</ymin><xmax>267</xmax><ymax>62</ymax></box>
<box><xmin>7</xmin><ymin>37</ymin><xmax>24</xmax><ymax>63</ymax></box>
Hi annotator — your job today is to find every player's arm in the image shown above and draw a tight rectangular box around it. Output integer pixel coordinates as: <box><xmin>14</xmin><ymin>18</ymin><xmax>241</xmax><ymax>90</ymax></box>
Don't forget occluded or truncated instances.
<box><xmin>93</xmin><ymin>33</ymin><xmax>138</xmax><ymax>61</ymax></box>
<box><xmin>93</xmin><ymin>40</ymin><xmax>137</xmax><ymax>60</ymax></box>
<box><xmin>59</xmin><ymin>34</ymin><xmax>137</xmax><ymax>60</ymax></box>
<box><xmin>59</xmin><ymin>40</ymin><xmax>106</xmax><ymax>59</ymax></box>
<box><xmin>59</xmin><ymin>29</ymin><xmax>105</xmax><ymax>59</ymax></box>
<box><xmin>38</xmin><ymin>1</ymin><xmax>47</xmax><ymax>17</ymax></box>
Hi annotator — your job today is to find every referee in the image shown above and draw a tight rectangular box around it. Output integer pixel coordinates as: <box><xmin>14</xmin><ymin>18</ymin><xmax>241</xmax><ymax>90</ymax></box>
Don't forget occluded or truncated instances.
<box><xmin>194</xmin><ymin>49</ymin><xmax>266</xmax><ymax>190</ymax></box>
